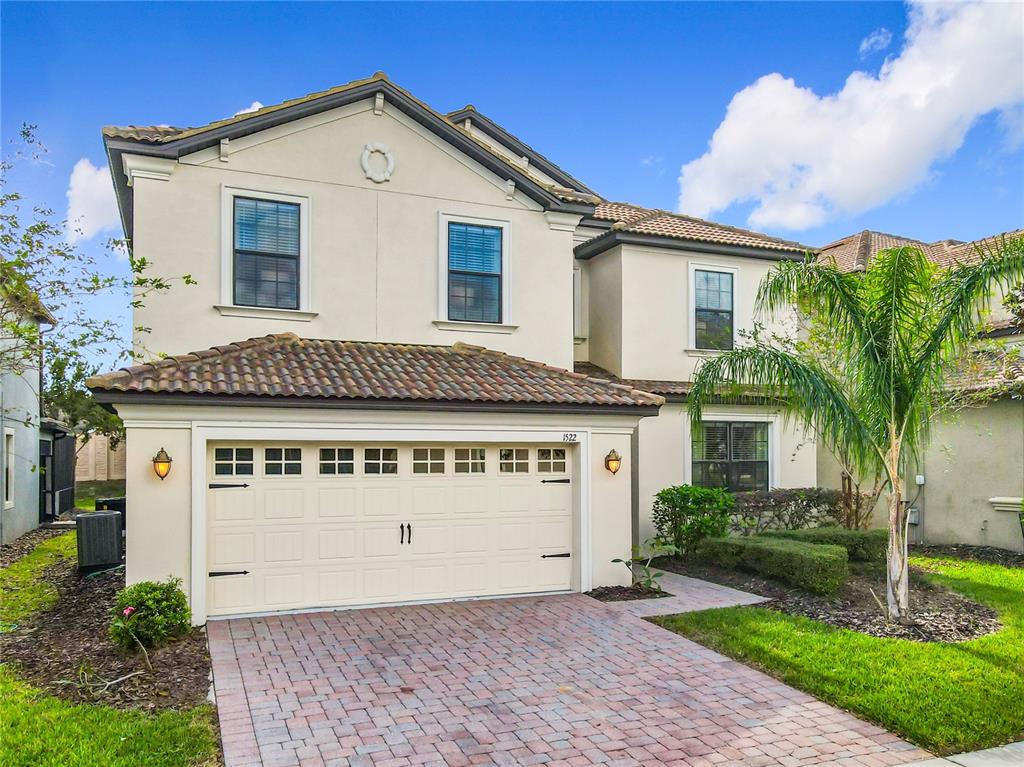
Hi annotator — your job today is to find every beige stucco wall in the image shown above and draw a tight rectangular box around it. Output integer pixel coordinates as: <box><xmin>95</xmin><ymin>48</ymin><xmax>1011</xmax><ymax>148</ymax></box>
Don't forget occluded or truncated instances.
<box><xmin>636</xmin><ymin>402</ymin><xmax>817</xmax><ymax>543</ymax></box>
<box><xmin>584</xmin><ymin>246</ymin><xmax>623</xmax><ymax>376</ymax></box>
<box><xmin>123</xmin><ymin>424</ymin><xmax>192</xmax><ymax>591</ymax></box>
<box><xmin>915</xmin><ymin>397</ymin><xmax>1024</xmax><ymax>552</ymax></box>
<box><xmin>118</xmin><ymin>403</ymin><xmax>643</xmax><ymax>621</ymax></box>
<box><xmin>128</xmin><ymin>99</ymin><xmax>576</xmax><ymax>369</ymax></box>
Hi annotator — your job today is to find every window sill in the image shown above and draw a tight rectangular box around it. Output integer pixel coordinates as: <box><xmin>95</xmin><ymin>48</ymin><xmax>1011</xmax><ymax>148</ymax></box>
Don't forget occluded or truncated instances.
<box><xmin>685</xmin><ymin>347</ymin><xmax>734</xmax><ymax>356</ymax></box>
<box><xmin>214</xmin><ymin>305</ymin><xmax>318</xmax><ymax>322</ymax></box>
<box><xmin>433</xmin><ymin>320</ymin><xmax>519</xmax><ymax>334</ymax></box>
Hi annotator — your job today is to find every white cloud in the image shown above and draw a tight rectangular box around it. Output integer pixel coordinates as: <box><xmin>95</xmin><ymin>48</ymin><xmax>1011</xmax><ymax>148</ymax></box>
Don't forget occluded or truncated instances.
<box><xmin>859</xmin><ymin>27</ymin><xmax>893</xmax><ymax>57</ymax></box>
<box><xmin>234</xmin><ymin>101</ymin><xmax>264</xmax><ymax>116</ymax></box>
<box><xmin>677</xmin><ymin>0</ymin><xmax>1024</xmax><ymax>231</ymax></box>
<box><xmin>65</xmin><ymin>158</ymin><xmax>119</xmax><ymax>244</ymax></box>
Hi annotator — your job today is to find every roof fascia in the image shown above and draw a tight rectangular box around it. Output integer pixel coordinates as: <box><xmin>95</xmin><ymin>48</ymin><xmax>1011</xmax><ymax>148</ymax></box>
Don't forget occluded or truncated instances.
<box><xmin>447</xmin><ymin>107</ymin><xmax>599</xmax><ymax>196</ymax></box>
<box><xmin>91</xmin><ymin>390</ymin><xmax>662</xmax><ymax>416</ymax></box>
<box><xmin>573</xmin><ymin>230</ymin><xmax>808</xmax><ymax>262</ymax></box>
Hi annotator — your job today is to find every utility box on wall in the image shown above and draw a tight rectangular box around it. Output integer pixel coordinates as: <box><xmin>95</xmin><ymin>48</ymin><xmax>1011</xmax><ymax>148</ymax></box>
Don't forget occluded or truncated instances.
<box><xmin>76</xmin><ymin>511</ymin><xmax>123</xmax><ymax>572</ymax></box>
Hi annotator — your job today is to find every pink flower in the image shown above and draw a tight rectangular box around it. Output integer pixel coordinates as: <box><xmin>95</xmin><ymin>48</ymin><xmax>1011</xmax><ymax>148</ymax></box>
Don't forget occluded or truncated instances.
<box><xmin>122</xmin><ymin>606</ymin><xmax>136</xmax><ymax>618</ymax></box>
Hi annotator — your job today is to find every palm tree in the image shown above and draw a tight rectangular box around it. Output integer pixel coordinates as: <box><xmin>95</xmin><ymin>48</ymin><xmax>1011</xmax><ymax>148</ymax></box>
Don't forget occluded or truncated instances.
<box><xmin>688</xmin><ymin>238</ymin><xmax>1024</xmax><ymax>622</ymax></box>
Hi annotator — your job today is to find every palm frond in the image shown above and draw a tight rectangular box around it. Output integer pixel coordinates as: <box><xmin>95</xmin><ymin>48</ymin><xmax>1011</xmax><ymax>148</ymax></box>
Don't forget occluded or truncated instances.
<box><xmin>688</xmin><ymin>344</ymin><xmax>884</xmax><ymax>478</ymax></box>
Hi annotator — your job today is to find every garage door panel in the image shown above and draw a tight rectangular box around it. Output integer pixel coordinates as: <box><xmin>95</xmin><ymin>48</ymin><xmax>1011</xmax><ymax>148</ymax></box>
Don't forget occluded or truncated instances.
<box><xmin>318</xmin><ymin>528</ymin><xmax>357</xmax><ymax>560</ymax></box>
<box><xmin>364</xmin><ymin>486</ymin><xmax>402</xmax><ymax>517</ymax></box>
<box><xmin>264</xmin><ymin>488</ymin><xmax>306</xmax><ymax>520</ymax></box>
<box><xmin>207</xmin><ymin>442</ymin><xmax>575</xmax><ymax>616</ymax></box>
<box><xmin>318</xmin><ymin>488</ymin><xmax>358</xmax><ymax>518</ymax></box>
<box><xmin>212</xmin><ymin>490</ymin><xmax>256</xmax><ymax>522</ymax></box>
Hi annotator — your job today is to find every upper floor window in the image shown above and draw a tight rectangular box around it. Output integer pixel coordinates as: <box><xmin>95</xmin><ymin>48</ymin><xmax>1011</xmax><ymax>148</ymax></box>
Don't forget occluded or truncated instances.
<box><xmin>447</xmin><ymin>222</ymin><xmax>502</xmax><ymax>323</ymax></box>
<box><xmin>233</xmin><ymin>197</ymin><xmax>300</xmax><ymax>310</ymax></box>
<box><xmin>693</xmin><ymin>269</ymin><xmax>734</xmax><ymax>350</ymax></box>
<box><xmin>692</xmin><ymin>421</ymin><xmax>768</xmax><ymax>492</ymax></box>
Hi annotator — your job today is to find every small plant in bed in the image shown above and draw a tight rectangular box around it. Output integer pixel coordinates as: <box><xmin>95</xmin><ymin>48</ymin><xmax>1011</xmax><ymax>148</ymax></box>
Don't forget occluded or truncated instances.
<box><xmin>589</xmin><ymin>539</ymin><xmax>678</xmax><ymax>602</ymax></box>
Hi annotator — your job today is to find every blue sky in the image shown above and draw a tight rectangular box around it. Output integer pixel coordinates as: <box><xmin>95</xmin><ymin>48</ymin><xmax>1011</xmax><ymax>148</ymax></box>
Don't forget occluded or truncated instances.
<box><xmin>2</xmin><ymin>1</ymin><xmax>1022</xmax><ymax>365</ymax></box>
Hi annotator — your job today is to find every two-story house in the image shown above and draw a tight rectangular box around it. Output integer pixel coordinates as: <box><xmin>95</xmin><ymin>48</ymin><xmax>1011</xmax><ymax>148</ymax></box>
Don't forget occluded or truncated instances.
<box><xmin>89</xmin><ymin>73</ymin><xmax>816</xmax><ymax>623</ymax></box>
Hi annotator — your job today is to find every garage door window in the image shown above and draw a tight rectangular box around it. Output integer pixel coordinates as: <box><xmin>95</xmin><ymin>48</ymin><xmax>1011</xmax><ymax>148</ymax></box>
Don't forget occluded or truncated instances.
<box><xmin>412</xmin><ymin>448</ymin><xmax>445</xmax><ymax>475</ymax></box>
<box><xmin>214</xmin><ymin>447</ymin><xmax>254</xmax><ymax>476</ymax></box>
<box><xmin>499</xmin><ymin>448</ymin><xmax>529</xmax><ymax>474</ymax></box>
<box><xmin>319</xmin><ymin>447</ymin><xmax>354</xmax><ymax>476</ymax></box>
<box><xmin>265</xmin><ymin>447</ymin><xmax>302</xmax><ymax>476</ymax></box>
<box><xmin>454</xmin><ymin>448</ymin><xmax>486</xmax><ymax>474</ymax></box>
<box><xmin>537</xmin><ymin>448</ymin><xmax>567</xmax><ymax>473</ymax></box>
<box><xmin>364</xmin><ymin>448</ymin><xmax>398</xmax><ymax>475</ymax></box>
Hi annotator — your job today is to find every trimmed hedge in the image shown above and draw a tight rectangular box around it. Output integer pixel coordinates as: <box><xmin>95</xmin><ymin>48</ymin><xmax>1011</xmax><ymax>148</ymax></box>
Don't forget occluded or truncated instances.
<box><xmin>697</xmin><ymin>536</ymin><xmax>848</xmax><ymax>594</ymax></box>
<box><xmin>761</xmin><ymin>527</ymin><xmax>888</xmax><ymax>562</ymax></box>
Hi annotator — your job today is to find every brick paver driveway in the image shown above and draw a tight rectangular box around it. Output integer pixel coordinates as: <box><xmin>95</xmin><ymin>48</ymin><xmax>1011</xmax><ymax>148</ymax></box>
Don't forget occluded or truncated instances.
<box><xmin>208</xmin><ymin>590</ymin><xmax>930</xmax><ymax>767</ymax></box>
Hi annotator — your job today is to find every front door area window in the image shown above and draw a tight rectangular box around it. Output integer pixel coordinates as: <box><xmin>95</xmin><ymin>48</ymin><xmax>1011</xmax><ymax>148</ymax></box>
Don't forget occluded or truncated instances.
<box><xmin>692</xmin><ymin>421</ymin><xmax>768</xmax><ymax>492</ymax></box>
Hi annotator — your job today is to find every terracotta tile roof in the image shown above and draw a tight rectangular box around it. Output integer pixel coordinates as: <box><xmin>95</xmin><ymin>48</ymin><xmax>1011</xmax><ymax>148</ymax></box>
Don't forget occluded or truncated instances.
<box><xmin>946</xmin><ymin>348</ymin><xmax>1024</xmax><ymax>394</ymax></box>
<box><xmin>819</xmin><ymin>229</ymin><xmax>1024</xmax><ymax>271</ymax></box>
<box><xmin>87</xmin><ymin>334</ymin><xmax>664</xmax><ymax>409</ymax></box>
<box><xmin>588</xmin><ymin>202</ymin><xmax>812</xmax><ymax>256</ymax></box>
<box><xmin>103</xmin><ymin>73</ymin><xmax>598</xmax><ymax>206</ymax></box>
<box><xmin>573</xmin><ymin>362</ymin><xmax>694</xmax><ymax>398</ymax></box>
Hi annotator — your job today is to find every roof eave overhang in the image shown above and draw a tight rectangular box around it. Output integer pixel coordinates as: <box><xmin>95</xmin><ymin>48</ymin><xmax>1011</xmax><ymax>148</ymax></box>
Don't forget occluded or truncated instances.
<box><xmin>574</xmin><ymin>230</ymin><xmax>809</xmax><ymax>262</ymax></box>
<box><xmin>446</xmin><ymin>107</ymin><xmax>600</xmax><ymax>197</ymax></box>
<box><xmin>105</xmin><ymin>81</ymin><xmax>591</xmax><ymax>240</ymax></box>
<box><xmin>90</xmin><ymin>390</ymin><xmax>662</xmax><ymax>417</ymax></box>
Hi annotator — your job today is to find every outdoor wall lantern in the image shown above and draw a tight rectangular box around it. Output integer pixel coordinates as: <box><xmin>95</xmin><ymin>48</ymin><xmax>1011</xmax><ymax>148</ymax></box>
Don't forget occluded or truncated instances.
<box><xmin>604</xmin><ymin>449</ymin><xmax>622</xmax><ymax>475</ymax></box>
<box><xmin>152</xmin><ymin>448</ymin><xmax>172</xmax><ymax>480</ymax></box>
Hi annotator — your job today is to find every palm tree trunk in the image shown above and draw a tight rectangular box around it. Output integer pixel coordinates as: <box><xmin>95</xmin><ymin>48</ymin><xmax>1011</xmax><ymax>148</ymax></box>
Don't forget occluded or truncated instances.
<box><xmin>885</xmin><ymin>466</ymin><xmax>910</xmax><ymax>622</ymax></box>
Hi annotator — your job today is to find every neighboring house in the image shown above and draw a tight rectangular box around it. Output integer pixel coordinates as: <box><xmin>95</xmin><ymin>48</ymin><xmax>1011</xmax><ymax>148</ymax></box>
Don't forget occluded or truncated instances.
<box><xmin>0</xmin><ymin>298</ymin><xmax>56</xmax><ymax>543</ymax></box>
<box><xmin>89</xmin><ymin>73</ymin><xmax>816</xmax><ymax>624</ymax></box>
<box><xmin>817</xmin><ymin>230</ymin><xmax>1024</xmax><ymax>553</ymax></box>
<box><xmin>75</xmin><ymin>433</ymin><xmax>127</xmax><ymax>482</ymax></box>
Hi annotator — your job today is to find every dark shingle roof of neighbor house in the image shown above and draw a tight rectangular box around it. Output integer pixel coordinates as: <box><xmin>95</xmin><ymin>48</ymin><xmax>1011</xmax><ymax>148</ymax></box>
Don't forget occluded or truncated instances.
<box><xmin>818</xmin><ymin>229</ymin><xmax>1024</xmax><ymax>272</ymax></box>
<box><xmin>87</xmin><ymin>334</ymin><xmax>664</xmax><ymax>411</ymax></box>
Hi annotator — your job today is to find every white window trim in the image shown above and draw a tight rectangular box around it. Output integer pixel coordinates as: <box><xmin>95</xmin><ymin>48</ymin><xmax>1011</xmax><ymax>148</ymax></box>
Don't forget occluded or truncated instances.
<box><xmin>437</xmin><ymin>212</ymin><xmax>512</xmax><ymax>328</ymax></box>
<box><xmin>687</xmin><ymin>262</ymin><xmax>738</xmax><ymax>352</ymax></box>
<box><xmin>683</xmin><ymin>411</ymin><xmax>780</xmax><ymax>490</ymax></box>
<box><xmin>220</xmin><ymin>185</ymin><xmax>312</xmax><ymax>316</ymax></box>
<box><xmin>3</xmin><ymin>428</ymin><xmax>14</xmax><ymax>509</ymax></box>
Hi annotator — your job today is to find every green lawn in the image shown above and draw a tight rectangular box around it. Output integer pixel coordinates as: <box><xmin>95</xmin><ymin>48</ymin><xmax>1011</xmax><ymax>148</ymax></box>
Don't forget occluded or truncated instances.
<box><xmin>0</xmin><ymin>533</ymin><xmax>77</xmax><ymax>632</ymax></box>
<box><xmin>0</xmin><ymin>668</ymin><xmax>219</xmax><ymax>767</ymax></box>
<box><xmin>74</xmin><ymin>480</ymin><xmax>126</xmax><ymax>511</ymax></box>
<box><xmin>656</xmin><ymin>556</ymin><xmax>1024</xmax><ymax>755</ymax></box>
<box><xmin>0</xmin><ymin>533</ymin><xmax>219</xmax><ymax>767</ymax></box>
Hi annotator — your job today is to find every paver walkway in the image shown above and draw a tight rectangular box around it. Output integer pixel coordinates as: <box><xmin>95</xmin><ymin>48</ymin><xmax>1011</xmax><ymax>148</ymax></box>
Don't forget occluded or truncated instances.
<box><xmin>209</xmin><ymin>577</ymin><xmax>930</xmax><ymax>767</ymax></box>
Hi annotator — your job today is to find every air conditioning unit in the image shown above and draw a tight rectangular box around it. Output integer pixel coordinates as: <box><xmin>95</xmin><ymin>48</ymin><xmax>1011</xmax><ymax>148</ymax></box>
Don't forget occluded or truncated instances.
<box><xmin>76</xmin><ymin>510</ymin><xmax>123</xmax><ymax>572</ymax></box>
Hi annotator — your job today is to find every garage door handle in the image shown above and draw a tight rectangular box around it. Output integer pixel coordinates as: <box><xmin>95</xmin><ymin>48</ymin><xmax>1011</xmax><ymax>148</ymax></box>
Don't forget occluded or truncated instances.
<box><xmin>209</xmin><ymin>570</ymin><xmax>250</xmax><ymax>577</ymax></box>
<box><xmin>540</xmin><ymin>479</ymin><xmax>570</xmax><ymax>484</ymax></box>
<box><xmin>541</xmin><ymin>553</ymin><xmax>570</xmax><ymax>558</ymax></box>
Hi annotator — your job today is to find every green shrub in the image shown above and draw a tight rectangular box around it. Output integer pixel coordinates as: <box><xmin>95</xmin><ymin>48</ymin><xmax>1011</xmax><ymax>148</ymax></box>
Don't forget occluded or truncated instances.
<box><xmin>731</xmin><ymin>487</ymin><xmax>845</xmax><ymax>534</ymax></box>
<box><xmin>697</xmin><ymin>536</ymin><xmax>848</xmax><ymax>594</ymax></box>
<box><xmin>109</xmin><ymin>578</ymin><xmax>190</xmax><ymax>651</ymax></box>
<box><xmin>761</xmin><ymin>527</ymin><xmax>888</xmax><ymax>562</ymax></box>
<box><xmin>651</xmin><ymin>485</ymin><xmax>734</xmax><ymax>554</ymax></box>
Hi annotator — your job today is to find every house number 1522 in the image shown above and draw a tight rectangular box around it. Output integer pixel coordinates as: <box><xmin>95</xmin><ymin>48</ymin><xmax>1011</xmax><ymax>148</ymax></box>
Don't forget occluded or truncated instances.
<box><xmin>562</xmin><ymin>433</ymin><xmax>578</xmax><ymax>443</ymax></box>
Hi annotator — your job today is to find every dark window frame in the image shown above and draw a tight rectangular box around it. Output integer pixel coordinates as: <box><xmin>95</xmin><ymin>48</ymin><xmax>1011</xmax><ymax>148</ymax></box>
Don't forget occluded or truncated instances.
<box><xmin>447</xmin><ymin>221</ymin><xmax>503</xmax><ymax>324</ymax></box>
<box><xmin>691</xmin><ymin>421</ymin><xmax>769</xmax><ymax>493</ymax></box>
<box><xmin>232</xmin><ymin>196</ymin><xmax>301</xmax><ymax>311</ymax></box>
<box><xmin>693</xmin><ymin>269</ymin><xmax>734</xmax><ymax>351</ymax></box>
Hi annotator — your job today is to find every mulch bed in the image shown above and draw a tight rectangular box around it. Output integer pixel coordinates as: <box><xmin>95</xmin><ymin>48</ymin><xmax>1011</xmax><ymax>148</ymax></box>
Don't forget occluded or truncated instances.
<box><xmin>912</xmin><ymin>543</ymin><xmax>1024</xmax><ymax>568</ymax></box>
<box><xmin>0</xmin><ymin>527</ymin><xmax>66</xmax><ymax>568</ymax></box>
<box><xmin>586</xmin><ymin>584</ymin><xmax>670</xmax><ymax>602</ymax></box>
<box><xmin>657</xmin><ymin>556</ymin><xmax>1001</xmax><ymax>643</ymax></box>
<box><xmin>0</xmin><ymin>553</ymin><xmax>212</xmax><ymax>712</ymax></box>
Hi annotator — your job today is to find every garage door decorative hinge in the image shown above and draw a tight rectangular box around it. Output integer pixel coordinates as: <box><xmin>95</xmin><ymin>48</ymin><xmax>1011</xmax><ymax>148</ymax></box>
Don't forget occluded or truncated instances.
<box><xmin>540</xmin><ymin>478</ymin><xmax>571</xmax><ymax>484</ymax></box>
<box><xmin>208</xmin><ymin>570</ymin><xmax>250</xmax><ymax>577</ymax></box>
<box><xmin>541</xmin><ymin>553</ymin><xmax>571</xmax><ymax>558</ymax></box>
<box><xmin>208</xmin><ymin>483</ymin><xmax>250</xmax><ymax>489</ymax></box>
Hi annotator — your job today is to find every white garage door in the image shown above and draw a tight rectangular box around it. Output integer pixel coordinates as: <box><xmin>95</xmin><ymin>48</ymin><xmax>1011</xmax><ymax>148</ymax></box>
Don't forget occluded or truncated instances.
<box><xmin>206</xmin><ymin>442</ymin><xmax>575</xmax><ymax>616</ymax></box>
